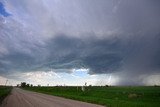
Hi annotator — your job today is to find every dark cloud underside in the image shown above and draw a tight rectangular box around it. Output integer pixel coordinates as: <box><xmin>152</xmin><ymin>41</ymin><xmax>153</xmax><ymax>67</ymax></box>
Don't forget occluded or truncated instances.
<box><xmin>1</xmin><ymin>34</ymin><xmax>160</xmax><ymax>75</ymax></box>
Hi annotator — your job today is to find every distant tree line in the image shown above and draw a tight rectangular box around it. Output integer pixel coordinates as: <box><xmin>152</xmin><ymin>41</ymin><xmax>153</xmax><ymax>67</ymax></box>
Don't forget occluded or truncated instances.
<box><xmin>18</xmin><ymin>82</ymin><xmax>33</xmax><ymax>88</ymax></box>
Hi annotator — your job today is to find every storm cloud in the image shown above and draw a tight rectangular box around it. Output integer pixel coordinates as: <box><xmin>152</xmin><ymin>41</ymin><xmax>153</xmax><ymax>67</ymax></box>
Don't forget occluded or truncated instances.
<box><xmin>0</xmin><ymin>0</ymin><xmax>160</xmax><ymax>85</ymax></box>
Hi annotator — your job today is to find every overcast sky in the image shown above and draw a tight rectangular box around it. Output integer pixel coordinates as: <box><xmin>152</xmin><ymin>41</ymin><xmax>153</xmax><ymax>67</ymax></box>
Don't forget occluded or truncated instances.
<box><xmin>0</xmin><ymin>0</ymin><xmax>160</xmax><ymax>86</ymax></box>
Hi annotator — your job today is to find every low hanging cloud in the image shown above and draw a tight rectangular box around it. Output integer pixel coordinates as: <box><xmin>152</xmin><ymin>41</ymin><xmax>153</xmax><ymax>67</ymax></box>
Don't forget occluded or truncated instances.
<box><xmin>0</xmin><ymin>0</ymin><xmax>160</xmax><ymax>85</ymax></box>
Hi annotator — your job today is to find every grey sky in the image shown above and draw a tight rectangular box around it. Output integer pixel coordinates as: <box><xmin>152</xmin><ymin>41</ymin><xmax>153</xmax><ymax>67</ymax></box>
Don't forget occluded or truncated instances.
<box><xmin>0</xmin><ymin>0</ymin><xmax>160</xmax><ymax>85</ymax></box>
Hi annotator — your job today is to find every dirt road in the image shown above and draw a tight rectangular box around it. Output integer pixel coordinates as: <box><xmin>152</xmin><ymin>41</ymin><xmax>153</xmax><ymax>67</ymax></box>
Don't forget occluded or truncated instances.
<box><xmin>1</xmin><ymin>88</ymin><xmax>104</xmax><ymax>107</ymax></box>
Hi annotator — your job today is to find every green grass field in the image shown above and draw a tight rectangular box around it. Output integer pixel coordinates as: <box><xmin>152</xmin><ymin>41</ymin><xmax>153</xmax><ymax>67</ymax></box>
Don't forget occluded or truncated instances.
<box><xmin>0</xmin><ymin>86</ymin><xmax>12</xmax><ymax>103</ymax></box>
<box><xmin>24</xmin><ymin>86</ymin><xmax>160</xmax><ymax>107</ymax></box>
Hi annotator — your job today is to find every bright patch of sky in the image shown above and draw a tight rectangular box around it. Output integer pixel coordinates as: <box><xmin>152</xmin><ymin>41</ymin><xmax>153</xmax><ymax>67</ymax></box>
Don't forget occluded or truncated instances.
<box><xmin>2</xmin><ymin>69</ymin><xmax>119</xmax><ymax>86</ymax></box>
<box><xmin>0</xmin><ymin>2</ymin><xmax>10</xmax><ymax>17</ymax></box>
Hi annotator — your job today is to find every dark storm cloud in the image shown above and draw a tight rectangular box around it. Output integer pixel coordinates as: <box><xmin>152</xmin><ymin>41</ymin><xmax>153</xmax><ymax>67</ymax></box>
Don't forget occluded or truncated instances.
<box><xmin>0</xmin><ymin>34</ymin><xmax>124</xmax><ymax>74</ymax></box>
<box><xmin>43</xmin><ymin>35</ymin><xmax>124</xmax><ymax>74</ymax></box>
<box><xmin>44</xmin><ymin>33</ymin><xmax>160</xmax><ymax>75</ymax></box>
<box><xmin>1</xmin><ymin>32</ymin><xmax>160</xmax><ymax>76</ymax></box>
<box><xmin>0</xmin><ymin>0</ymin><xmax>160</xmax><ymax>85</ymax></box>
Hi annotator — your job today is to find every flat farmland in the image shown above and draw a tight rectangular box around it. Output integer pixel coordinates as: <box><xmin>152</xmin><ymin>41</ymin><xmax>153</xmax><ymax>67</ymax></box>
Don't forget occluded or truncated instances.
<box><xmin>24</xmin><ymin>86</ymin><xmax>160</xmax><ymax>107</ymax></box>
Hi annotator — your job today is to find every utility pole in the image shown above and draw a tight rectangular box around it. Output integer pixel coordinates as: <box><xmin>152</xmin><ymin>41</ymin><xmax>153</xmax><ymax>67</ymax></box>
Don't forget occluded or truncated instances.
<box><xmin>5</xmin><ymin>79</ymin><xmax>8</xmax><ymax>86</ymax></box>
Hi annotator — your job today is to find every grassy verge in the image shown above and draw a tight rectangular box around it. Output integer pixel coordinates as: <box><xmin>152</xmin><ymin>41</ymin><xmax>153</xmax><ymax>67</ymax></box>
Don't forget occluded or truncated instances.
<box><xmin>24</xmin><ymin>86</ymin><xmax>160</xmax><ymax>107</ymax></box>
<box><xmin>0</xmin><ymin>86</ymin><xmax>12</xmax><ymax>104</ymax></box>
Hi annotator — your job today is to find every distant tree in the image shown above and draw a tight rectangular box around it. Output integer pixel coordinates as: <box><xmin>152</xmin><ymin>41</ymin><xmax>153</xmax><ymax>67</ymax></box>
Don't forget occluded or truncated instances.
<box><xmin>26</xmin><ymin>84</ymin><xmax>30</xmax><ymax>87</ymax></box>
<box><xmin>154</xmin><ymin>85</ymin><xmax>160</xmax><ymax>87</ymax></box>
<box><xmin>30</xmin><ymin>84</ymin><xmax>33</xmax><ymax>87</ymax></box>
<box><xmin>21</xmin><ymin>82</ymin><xmax>26</xmax><ymax>88</ymax></box>
<box><xmin>105</xmin><ymin>85</ymin><xmax>109</xmax><ymax>87</ymax></box>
